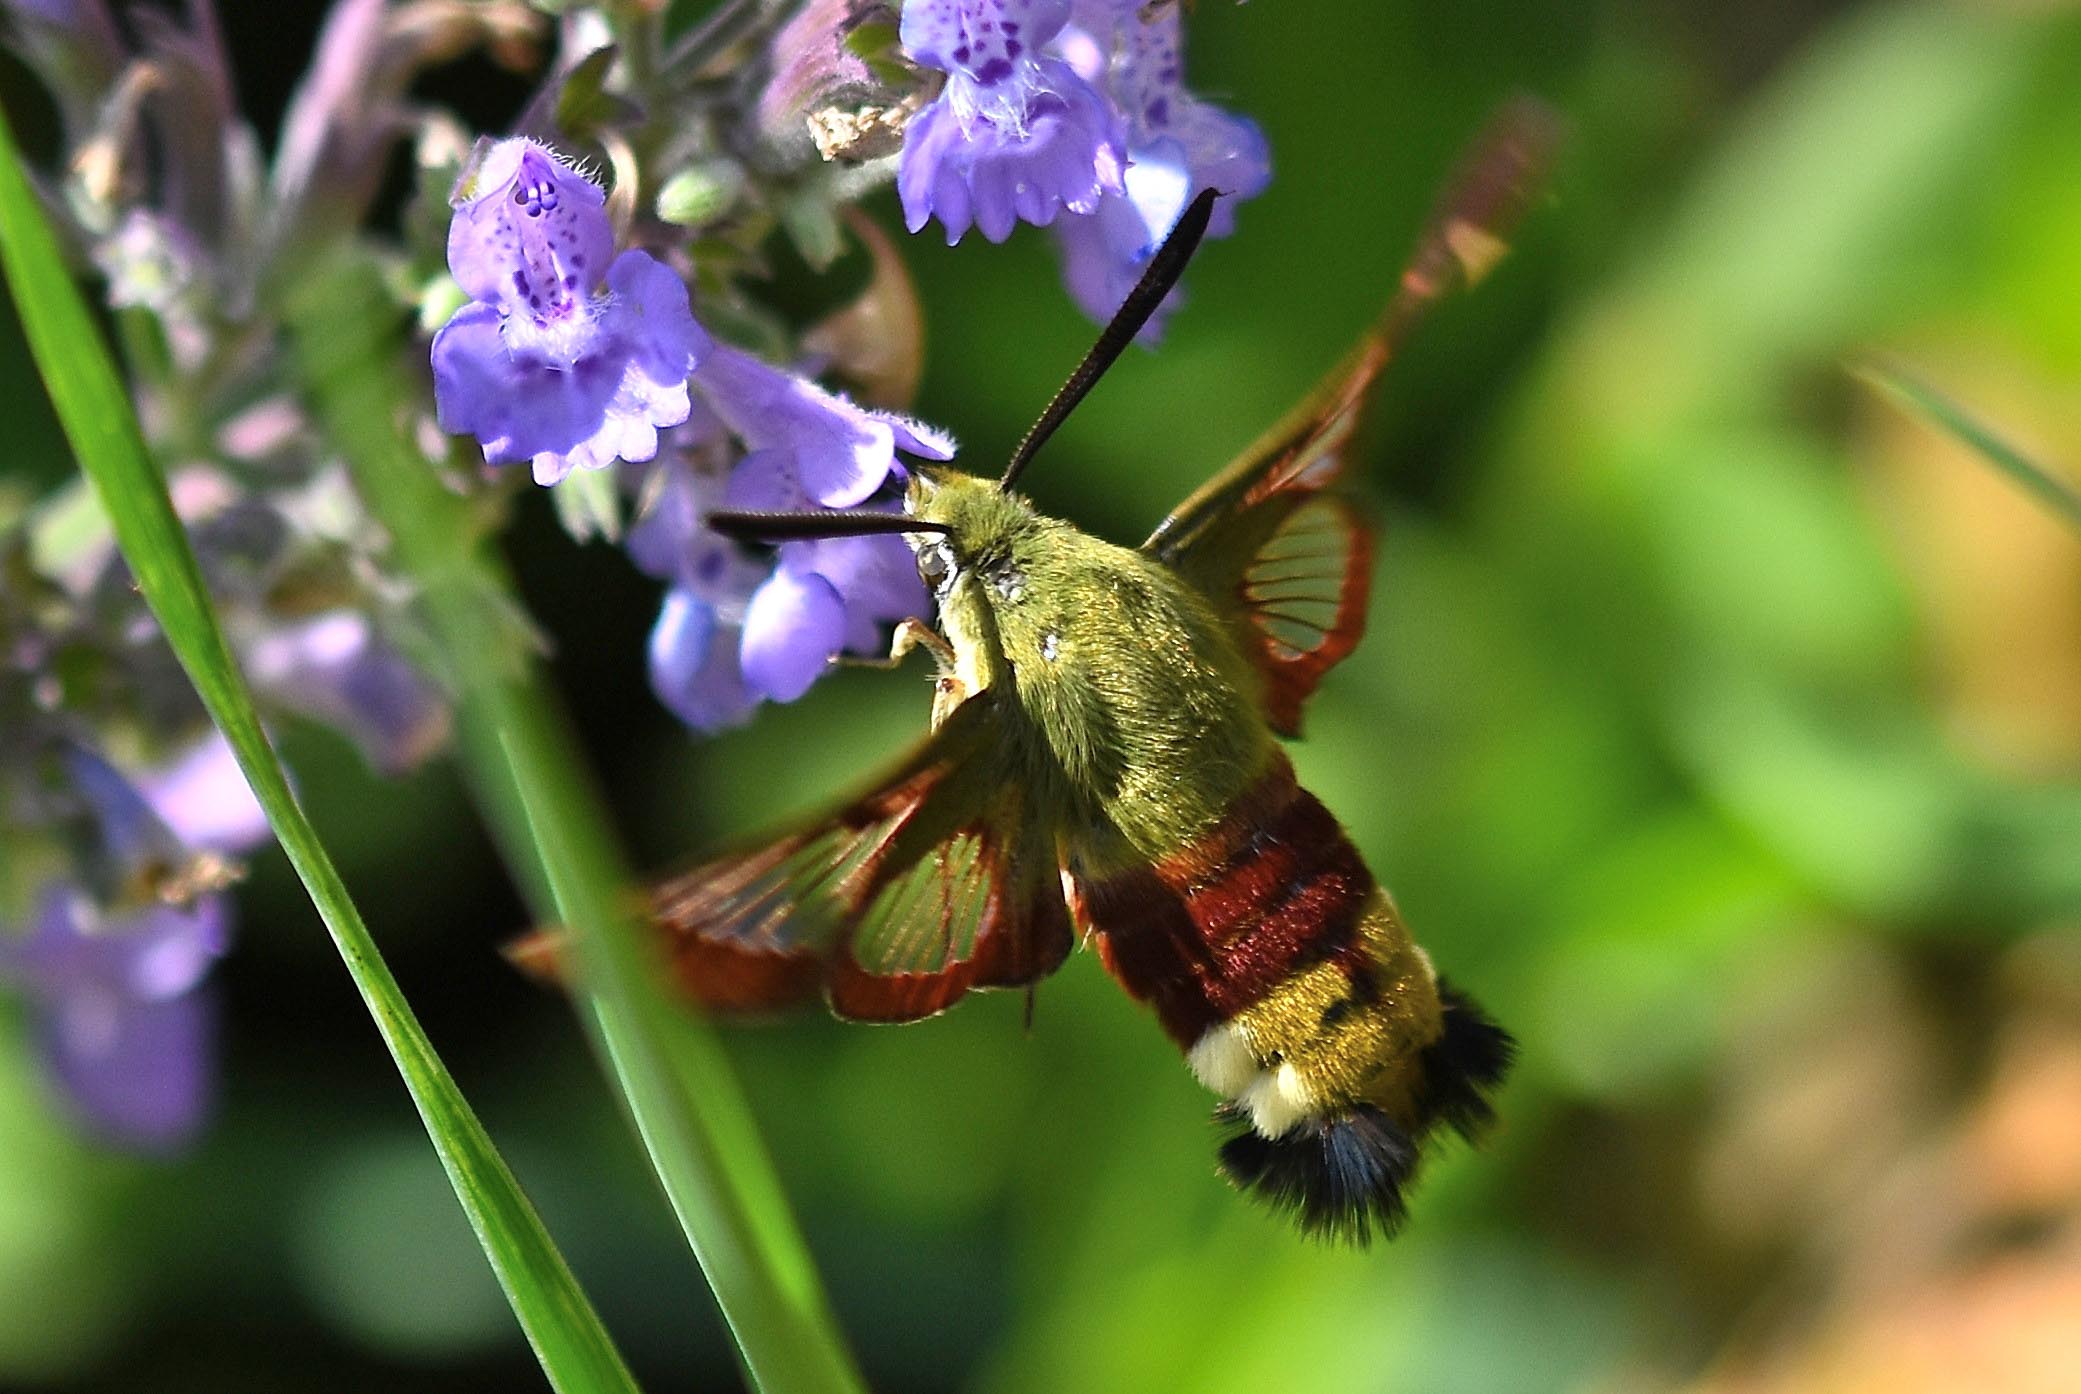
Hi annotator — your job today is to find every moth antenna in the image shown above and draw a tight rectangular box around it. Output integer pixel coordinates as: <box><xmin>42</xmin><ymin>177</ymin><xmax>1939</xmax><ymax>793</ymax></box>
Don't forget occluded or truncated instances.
<box><xmin>706</xmin><ymin>509</ymin><xmax>951</xmax><ymax>542</ymax></box>
<box><xmin>999</xmin><ymin>187</ymin><xmax>1220</xmax><ymax>494</ymax></box>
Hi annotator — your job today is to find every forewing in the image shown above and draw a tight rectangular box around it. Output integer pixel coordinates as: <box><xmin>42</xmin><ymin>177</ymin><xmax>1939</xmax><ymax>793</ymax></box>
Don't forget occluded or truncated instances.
<box><xmin>1144</xmin><ymin>98</ymin><xmax>1558</xmax><ymax>733</ymax></box>
<box><xmin>649</xmin><ymin>694</ymin><xmax>1071</xmax><ymax>1022</ymax></box>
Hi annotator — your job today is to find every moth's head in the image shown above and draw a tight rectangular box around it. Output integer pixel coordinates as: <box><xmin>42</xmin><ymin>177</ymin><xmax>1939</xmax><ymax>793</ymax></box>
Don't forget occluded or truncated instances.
<box><xmin>903</xmin><ymin>467</ymin><xmax>1041</xmax><ymax>609</ymax></box>
<box><xmin>704</xmin><ymin>192</ymin><xmax>1221</xmax><ymax>601</ymax></box>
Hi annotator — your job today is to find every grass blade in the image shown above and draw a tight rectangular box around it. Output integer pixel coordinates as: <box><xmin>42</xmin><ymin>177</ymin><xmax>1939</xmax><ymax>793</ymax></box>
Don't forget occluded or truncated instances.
<box><xmin>285</xmin><ymin>255</ymin><xmax>867</xmax><ymax>1394</ymax></box>
<box><xmin>1855</xmin><ymin>359</ymin><xmax>2081</xmax><ymax>532</ymax></box>
<box><xmin>0</xmin><ymin>107</ymin><xmax>641</xmax><ymax>1394</ymax></box>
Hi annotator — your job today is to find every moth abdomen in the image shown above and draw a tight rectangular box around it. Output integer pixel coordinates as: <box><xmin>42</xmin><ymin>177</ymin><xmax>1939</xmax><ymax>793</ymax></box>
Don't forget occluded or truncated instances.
<box><xmin>1214</xmin><ymin>981</ymin><xmax>1513</xmax><ymax>1244</ymax></box>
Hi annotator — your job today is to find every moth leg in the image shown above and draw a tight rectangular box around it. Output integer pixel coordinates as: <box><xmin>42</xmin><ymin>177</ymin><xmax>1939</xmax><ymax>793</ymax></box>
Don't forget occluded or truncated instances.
<box><xmin>833</xmin><ymin>618</ymin><xmax>955</xmax><ymax>670</ymax></box>
<box><xmin>826</xmin><ymin>619</ymin><xmax>967</xmax><ymax>724</ymax></box>
<box><xmin>895</xmin><ymin>620</ymin><xmax>972</xmax><ymax>728</ymax></box>
<box><xmin>892</xmin><ymin>617</ymin><xmax>955</xmax><ymax>667</ymax></box>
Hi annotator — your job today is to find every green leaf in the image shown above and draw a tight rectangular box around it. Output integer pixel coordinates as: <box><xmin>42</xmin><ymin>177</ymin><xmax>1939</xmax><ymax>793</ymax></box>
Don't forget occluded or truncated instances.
<box><xmin>1854</xmin><ymin>359</ymin><xmax>2081</xmax><ymax>533</ymax></box>
<box><xmin>555</xmin><ymin>46</ymin><xmax>644</xmax><ymax>138</ymax></box>
<box><xmin>551</xmin><ymin>464</ymin><xmax>625</xmax><ymax>543</ymax></box>
<box><xmin>778</xmin><ymin>186</ymin><xmax>847</xmax><ymax>273</ymax></box>
<box><xmin>288</xmin><ymin>256</ymin><xmax>867</xmax><ymax>1394</ymax></box>
<box><xmin>844</xmin><ymin>20</ymin><xmax>913</xmax><ymax>87</ymax></box>
<box><xmin>0</xmin><ymin>107</ymin><xmax>641</xmax><ymax>1394</ymax></box>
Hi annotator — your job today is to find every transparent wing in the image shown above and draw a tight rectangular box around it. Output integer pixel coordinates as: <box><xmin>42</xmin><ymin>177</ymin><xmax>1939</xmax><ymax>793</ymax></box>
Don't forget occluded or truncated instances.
<box><xmin>648</xmin><ymin>694</ymin><xmax>1071</xmax><ymax>1022</ymax></box>
<box><xmin>1145</xmin><ymin>98</ymin><xmax>1559</xmax><ymax>733</ymax></box>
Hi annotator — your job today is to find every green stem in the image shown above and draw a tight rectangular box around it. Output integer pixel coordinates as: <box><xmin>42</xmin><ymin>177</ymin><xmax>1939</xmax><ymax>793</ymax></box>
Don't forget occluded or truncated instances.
<box><xmin>285</xmin><ymin>256</ymin><xmax>867</xmax><ymax>1394</ymax></box>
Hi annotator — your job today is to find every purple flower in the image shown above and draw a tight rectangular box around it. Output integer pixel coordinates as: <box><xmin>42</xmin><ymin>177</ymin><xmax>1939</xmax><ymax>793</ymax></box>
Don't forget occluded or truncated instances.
<box><xmin>647</xmin><ymin>539</ymin><xmax>918</xmax><ymax>730</ymax></box>
<box><xmin>625</xmin><ymin>440</ymin><xmax>771</xmax><ymax>603</ymax></box>
<box><xmin>431</xmin><ymin>139</ymin><xmax>710</xmax><ymax>485</ymax></box>
<box><xmin>0</xmin><ymin>881</ymin><xmax>227</xmax><ymax>1153</ymax></box>
<box><xmin>897</xmin><ymin>0</ymin><xmax>1127</xmax><ymax>244</ymax></box>
<box><xmin>2</xmin><ymin>743</ymin><xmax>245</xmax><ymax>1154</ymax></box>
<box><xmin>245</xmin><ymin>611</ymin><xmax>452</xmax><ymax>775</ymax></box>
<box><xmin>136</xmin><ymin>731</ymin><xmax>269</xmax><ymax>855</ymax></box>
<box><xmin>625</xmin><ymin>351</ymin><xmax>955</xmax><ymax>731</ymax></box>
<box><xmin>696</xmin><ymin>345</ymin><xmax>955</xmax><ymax>507</ymax></box>
<box><xmin>648</xmin><ymin>589</ymin><xmax>758</xmax><ymax>732</ymax></box>
<box><xmin>1050</xmin><ymin>0</ymin><xmax>1270</xmax><ymax>332</ymax></box>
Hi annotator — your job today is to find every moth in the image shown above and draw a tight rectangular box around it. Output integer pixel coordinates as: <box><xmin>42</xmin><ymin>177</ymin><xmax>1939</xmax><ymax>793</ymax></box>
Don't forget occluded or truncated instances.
<box><xmin>630</xmin><ymin>104</ymin><xmax>1556</xmax><ymax>1242</ymax></box>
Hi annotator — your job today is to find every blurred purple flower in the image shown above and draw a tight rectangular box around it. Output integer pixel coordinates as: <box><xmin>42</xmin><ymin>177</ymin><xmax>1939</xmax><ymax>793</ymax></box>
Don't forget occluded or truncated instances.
<box><xmin>136</xmin><ymin>731</ymin><xmax>268</xmax><ymax>855</ymax></box>
<box><xmin>897</xmin><ymin>0</ymin><xmax>1127</xmax><ymax>244</ymax></box>
<box><xmin>245</xmin><ymin>611</ymin><xmax>451</xmax><ymax>775</ymax></box>
<box><xmin>0</xmin><ymin>881</ymin><xmax>226</xmax><ymax>1153</ymax></box>
<box><xmin>6</xmin><ymin>743</ymin><xmax>242</xmax><ymax>1154</ymax></box>
<box><xmin>431</xmin><ymin>139</ymin><xmax>710</xmax><ymax>485</ymax></box>
<box><xmin>648</xmin><ymin>588</ymin><xmax>757</xmax><ymax>732</ymax></box>
<box><xmin>625</xmin><ymin>351</ymin><xmax>953</xmax><ymax>730</ymax></box>
<box><xmin>1051</xmin><ymin>0</ymin><xmax>1269</xmax><ymax>333</ymax></box>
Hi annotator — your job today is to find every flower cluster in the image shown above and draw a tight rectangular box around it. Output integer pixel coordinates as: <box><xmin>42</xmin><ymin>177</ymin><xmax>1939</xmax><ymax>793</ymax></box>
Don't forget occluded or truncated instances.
<box><xmin>897</xmin><ymin>0</ymin><xmax>1269</xmax><ymax>330</ymax></box>
<box><xmin>630</xmin><ymin>352</ymin><xmax>950</xmax><ymax>728</ymax></box>
<box><xmin>430</xmin><ymin>139</ymin><xmax>956</xmax><ymax>731</ymax></box>
<box><xmin>2</xmin><ymin>0</ymin><xmax>1271</xmax><ymax>1157</ymax></box>
<box><xmin>0</xmin><ymin>453</ymin><xmax>451</xmax><ymax>1148</ymax></box>
<box><xmin>0</xmin><ymin>0</ymin><xmax>475</xmax><ymax>1149</ymax></box>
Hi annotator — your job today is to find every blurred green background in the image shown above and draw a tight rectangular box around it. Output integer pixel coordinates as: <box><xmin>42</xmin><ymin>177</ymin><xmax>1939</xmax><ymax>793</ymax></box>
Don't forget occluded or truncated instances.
<box><xmin>4</xmin><ymin>0</ymin><xmax>2081</xmax><ymax>1389</ymax></box>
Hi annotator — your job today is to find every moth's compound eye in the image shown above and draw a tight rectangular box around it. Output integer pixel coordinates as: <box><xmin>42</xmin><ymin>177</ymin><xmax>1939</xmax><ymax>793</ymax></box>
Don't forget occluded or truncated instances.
<box><xmin>916</xmin><ymin>542</ymin><xmax>954</xmax><ymax>591</ymax></box>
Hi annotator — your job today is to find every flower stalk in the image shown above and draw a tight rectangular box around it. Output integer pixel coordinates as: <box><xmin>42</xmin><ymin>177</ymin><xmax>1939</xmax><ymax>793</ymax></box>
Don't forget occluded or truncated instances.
<box><xmin>287</xmin><ymin>251</ymin><xmax>869</xmax><ymax>1394</ymax></box>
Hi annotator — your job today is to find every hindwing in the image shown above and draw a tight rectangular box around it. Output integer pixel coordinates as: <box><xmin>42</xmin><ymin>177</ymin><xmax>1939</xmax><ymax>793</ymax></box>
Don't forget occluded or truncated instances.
<box><xmin>648</xmin><ymin>694</ymin><xmax>1070</xmax><ymax>1022</ymax></box>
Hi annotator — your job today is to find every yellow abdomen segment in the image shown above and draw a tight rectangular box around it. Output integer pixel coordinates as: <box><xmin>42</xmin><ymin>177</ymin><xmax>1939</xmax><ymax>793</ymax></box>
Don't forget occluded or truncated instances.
<box><xmin>1187</xmin><ymin>889</ymin><xmax>1445</xmax><ymax>1137</ymax></box>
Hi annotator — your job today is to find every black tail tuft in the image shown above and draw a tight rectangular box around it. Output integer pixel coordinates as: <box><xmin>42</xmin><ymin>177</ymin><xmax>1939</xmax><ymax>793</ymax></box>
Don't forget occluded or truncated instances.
<box><xmin>1216</xmin><ymin>1103</ymin><xmax>1418</xmax><ymax>1245</ymax></box>
<box><xmin>1415</xmin><ymin>980</ymin><xmax>1516</xmax><ymax>1141</ymax></box>
<box><xmin>1216</xmin><ymin>982</ymin><xmax>1515</xmax><ymax>1243</ymax></box>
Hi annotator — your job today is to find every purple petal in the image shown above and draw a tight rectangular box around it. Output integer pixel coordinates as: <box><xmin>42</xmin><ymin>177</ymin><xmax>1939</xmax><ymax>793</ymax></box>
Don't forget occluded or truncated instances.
<box><xmin>901</xmin><ymin>0</ymin><xmax>1074</xmax><ymax>78</ymax></box>
<box><xmin>446</xmin><ymin>139</ymin><xmax>611</xmax><ymax>319</ymax></box>
<box><xmin>695</xmin><ymin>346</ymin><xmax>904</xmax><ymax>508</ymax></box>
<box><xmin>244</xmin><ymin>612</ymin><xmax>451</xmax><ymax>775</ymax></box>
<box><xmin>1</xmin><ymin>884</ymin><xmax>228</xmax><ymax>1009</ymax></box>
<box><xmin>881</xmin><ymin>414</ymin><xmax>958</xmax><ymax>462</ymax></box>
<box><xmin>723</xmin><ymin>448</ymin><xmax>813</xmax><ymax>514</ymax></box>
<box><xmin>897</xmin><ymin>100</ymin><xmax>957</xmax><ymax>235</ymax></box>
<box><xmin>627</xmin><ymin>457</ymin><xmax>770</xmax><ymax>602</ymax></box>
<box><xmin>896</xmin><ymin>59</ymin><xmax>1126</xmax><ymax>246</ymax></box>
<box><xmin>1</xmin><ymin>882</ymin><xmax>229</xmax><ymax>1155</ymax></box>
<box><xmin>740</xmin><ymin>565</ymin><xmax>846</xmax><ymax>702</ymax></box>
<box><xmin>40</xmin><ymin>978</ymin><xmax>217</xmax><ymax>1154</ymax></box>
<box><xmin>1171</xmin><ymin>104</ymin><xmax>1271</xmax><ymax>238</ymax></box>
<box><xmin>137</xmin><ymin>732</ymin><xmax>268</xmax><ymax>855</ymax></box>
<box><xmin>648</xmin><ymin>589</ymin><xmax>758</xmax><ymax>732</ymax></box>
<box><xmin>1049</xmin><ymin>115</ymin><xmax>1267</xmax><ymax>334</ymax></box>
<box><xmin>801</xmin><ymin>531</ymin><xmax>931</xmax><ymax>654</ymax></box>
<box><xmin>433</xmin><ymin>257</ymin><xmax>700</xmax><ymax>484</ymax></box>
<box><xmin>433</xmin><ymin>301</ymin><xmax>601</xmax><ymax>456</ymax></box>
<box><xmin>603</xmin><ymin>249</ymin><xmax>712</xmax><ymax>383</ymax></box>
